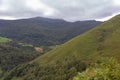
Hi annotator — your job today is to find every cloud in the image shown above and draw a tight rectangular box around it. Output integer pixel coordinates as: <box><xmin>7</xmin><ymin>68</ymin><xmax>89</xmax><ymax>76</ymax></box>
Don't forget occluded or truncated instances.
<box><xmin>25</xmin><ymin>0</ymin><xmax>57</xmax><ymax>16</ymax></box>
<box><xmin>42</xmin><ymin>0</ymin><xmax>120</xmax><ymax>21</ymax></box>
<box><xmin>0</xmin><ymin>0</ymin><xmax>120</xmax><ymax>21</ymax></box>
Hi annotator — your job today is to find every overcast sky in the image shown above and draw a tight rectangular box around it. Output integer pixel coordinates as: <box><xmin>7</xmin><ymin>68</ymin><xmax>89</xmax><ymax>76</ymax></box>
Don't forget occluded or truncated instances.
<box><xmin>0</xmin><ymin>0</ymin><xmax>120</xmax><ymax>21</ymax></box>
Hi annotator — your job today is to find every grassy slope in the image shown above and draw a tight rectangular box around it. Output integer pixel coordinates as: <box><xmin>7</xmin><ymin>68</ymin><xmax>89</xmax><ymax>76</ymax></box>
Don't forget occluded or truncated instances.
<box><xmin>0</xmin><ymin>37</ymin><xmax>11</xmax><ymax>43</ymax></box>
<box><xmin>3</xmin><ymin>15</ymin><xmax>120</xmax><ymax>80</ymax></box>
<box><xmin>33</xmin><ymin>14</ymin><xmax>120</xmax><ymax>65</ymax></box>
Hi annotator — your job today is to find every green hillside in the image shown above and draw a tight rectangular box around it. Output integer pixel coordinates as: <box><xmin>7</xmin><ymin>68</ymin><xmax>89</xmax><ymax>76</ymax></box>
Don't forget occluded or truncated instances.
<box><xmin>3</xmin><ymin>14</ymin><xmax>120</xmax><ymax>80</ymax></box>
<box><xmin>0</xmin><ymin>37</ymin><xmax>11</xmax><ymax>43</ymax></box>
<box><xmin>30</xmin><ymin>14</ymin><xmax>120</xmax><ymax>66</ymax></box>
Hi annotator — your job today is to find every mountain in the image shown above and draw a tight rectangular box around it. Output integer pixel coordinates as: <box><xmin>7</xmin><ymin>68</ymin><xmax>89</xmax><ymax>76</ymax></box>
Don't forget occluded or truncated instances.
<box><xmin>3</xmin><ymin>14</ymin><xmax>120</xmax><ymax>80</ymax></box>
<box><xmin>0</xmin><ymin>17</ymin><xmax>101</xmax><ymax>46</ymax></box>
<box><xmin>1</xmin><ymin>15</ymin><xmax>119</xmax><ymax>80</ymax></box>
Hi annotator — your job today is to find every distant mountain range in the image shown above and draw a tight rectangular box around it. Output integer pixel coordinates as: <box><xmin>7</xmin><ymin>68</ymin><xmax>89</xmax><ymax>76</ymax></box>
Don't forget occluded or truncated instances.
<box><xmin>0</xmin><ymin>17</ymin><xmax>102</xmax><ymax>46</ymax></box>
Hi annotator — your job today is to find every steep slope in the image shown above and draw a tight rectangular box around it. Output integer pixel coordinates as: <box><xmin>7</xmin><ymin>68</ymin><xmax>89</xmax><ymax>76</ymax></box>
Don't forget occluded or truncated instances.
<box><xmin>3</xmin><ymin>15</ymin><xmax>120</xmax><ymax>80</ymax></box>
<box><xmin>35</xmin><ymin>14</ymin><xmax>120</xmax><ymax>64</ymax></box>
<box><xmin>0</xmin><ymin>17</ymin><xmax>101</xmax><ymax>46</ymax></box>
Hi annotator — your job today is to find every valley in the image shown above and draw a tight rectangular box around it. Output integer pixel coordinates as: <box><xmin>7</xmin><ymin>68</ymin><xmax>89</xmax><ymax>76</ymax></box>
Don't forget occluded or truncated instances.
<box><xmin>2</xmin><ymin>14</ymin><xmax>120</xmax><ymax>80</ymax></box>
<box><xmin>0</xmin><ymin>0</ymin><xmax>119</xmax><ymax>80</ymax></box>
<box><xmin>0</xmin><ymin>17</ymin><xmax>102</xmax><ymax>80</ymax></box>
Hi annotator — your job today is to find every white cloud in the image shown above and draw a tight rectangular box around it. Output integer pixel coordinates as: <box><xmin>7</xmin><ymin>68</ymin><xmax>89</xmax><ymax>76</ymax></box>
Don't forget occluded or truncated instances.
<box><xmin>96</xmin><ymin>12</ymin><xmax>120</xmax><ymax>21</ymax></box>
<box><xmin>25</xmin><ymin>0</ymin><xmax>56</xmax><ymax>16</ymax></box>
<box><xmin>113</xmin><ymin>0</ymin><xmax>120</xmax><ymax>5</ymax></box>
<box><xmin>0</xmin><ymin>16</ymin><xmax>16</xmax><ymax>20</ymax></box>
<box><xmin>0</xmin><ymin>0</ymin><xmax>10</xmax><ymax>12</ymax></box>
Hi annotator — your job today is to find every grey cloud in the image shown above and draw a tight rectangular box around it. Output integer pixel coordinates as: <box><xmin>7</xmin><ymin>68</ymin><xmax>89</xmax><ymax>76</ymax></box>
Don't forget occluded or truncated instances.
<box><xmin>42</xmin><ymin>0</ymin><xmax>120</xmax><ymax>21</ymax></box>
<box><xmin>0</xmin><ymin>0</ymin><xmax>120</xmax><ymax>21</ymax></box>
<box><xmin>0</xmin><ymin>0</ymin><xmax>43</xmax><ymax>18</ymax></box>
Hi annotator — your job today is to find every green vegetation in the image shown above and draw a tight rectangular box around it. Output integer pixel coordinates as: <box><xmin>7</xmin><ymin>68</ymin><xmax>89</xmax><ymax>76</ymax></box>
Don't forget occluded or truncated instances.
<box><xmin>0</xmin><ymin>18</ymin><xmax>101</xmax><ymax>46</ymax></box>
<box><xmin>2</xmin><ymin>15</ymin><xmax>120</xmax><ymax>80</ymax></box>
<box><xmin>0</xmin><ymin>42</ymin><xmax>42</xmax><ymax>78</ymax></box>
<box><xmin>74</xmin><ymin>57</ymin><xmax>120</xmax><ymax>80</ymax></box>
<box><xmin>0</xmin><ymin>37</ymin><xmax>54</xmax><ymax>79</ymax></box>
<box><xmin>18</xmin><ymin>43</ymin><xmax>33</xmax><ymax>47</ymax></box>
<box><xmin>0</xmin><ymin>37</ymin><xmax>11</xmax><ymax>43</ymax></box>
<box><xmin>3</xmin><ymin>58</ymin><xmax>86</xmax><ymax>80</ymax></box>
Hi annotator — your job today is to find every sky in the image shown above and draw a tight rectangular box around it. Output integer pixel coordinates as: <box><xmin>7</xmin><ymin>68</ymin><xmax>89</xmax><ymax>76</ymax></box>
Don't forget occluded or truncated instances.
<box><xmin>0</xmin><ymin>0</ymin><xmax>120</xmax><ymax>21</ymax></box>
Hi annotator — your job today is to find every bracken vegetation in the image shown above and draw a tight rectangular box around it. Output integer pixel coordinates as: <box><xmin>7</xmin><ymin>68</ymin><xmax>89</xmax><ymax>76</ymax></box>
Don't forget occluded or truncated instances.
<box><xmin>74</xmin><ymin>57</ymin><xmax>120</xmax><ymax>80</ymax></box>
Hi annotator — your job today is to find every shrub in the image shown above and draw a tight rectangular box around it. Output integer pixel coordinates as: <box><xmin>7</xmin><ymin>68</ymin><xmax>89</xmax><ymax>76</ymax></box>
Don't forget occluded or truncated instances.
<box><xmin>73</xmin><ymin>57</ymin><xmax>120</xmax><ymax>80</ymax></box>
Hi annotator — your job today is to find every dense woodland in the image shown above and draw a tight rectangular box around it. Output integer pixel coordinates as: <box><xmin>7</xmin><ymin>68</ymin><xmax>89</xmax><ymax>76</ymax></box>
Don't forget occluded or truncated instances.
<box><xmin>3</xmin><ymin>57</ymin><xmax>86</xmax><ymax>80</ymax></box>
<box><xmin>0</xmin><ymin>40</ymin><xmax>43</xmax><ymax>78</ymax></box>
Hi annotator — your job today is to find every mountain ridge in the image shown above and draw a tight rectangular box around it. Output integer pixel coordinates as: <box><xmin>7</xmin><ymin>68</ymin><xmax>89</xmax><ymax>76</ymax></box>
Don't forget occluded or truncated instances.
<box><xmin>0</xmin><ymin>17</ymin><xmax>101</xmax><ymax>46</ymax></box>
